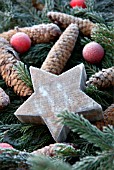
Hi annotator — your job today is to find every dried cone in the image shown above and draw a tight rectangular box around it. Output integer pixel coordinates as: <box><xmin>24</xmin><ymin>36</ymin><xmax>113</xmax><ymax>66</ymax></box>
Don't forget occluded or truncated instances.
<box><xmin>41</xmin><ymin>24</ymin><xmax>79</xmax><ymax>74</ymax></box>
<box><xmin>47</xmin><ymin>11</ymin><xmax>95</xmax><ymax>36</ymax></box>
<box><xmin>93</xmin><ymin>104</ymin><xmax>114</xmax><ymax>130</ymax></box>
<box><xmin>31</xmin><ymin>143</ymin><xmax>76</xmax><ymax>157</ymax></box>
<box><xmin>0</xmin><ymin>88</ymin><xmax>10</xmax><ymax>109</ymax></box>
<box><xmin>32</xmin><ymin>144</ymin><xmax>56</xmax><ymax>157</ymax></box>
<box><xmin>0</xmin><ymin>24</ymin><xmax>61</xmax><ymax>44</ymax></box>
<box><xmin>104</xmin><ymin>104</ymin><xmax>114</xmax><ymax>126</ymax></box>
<box><xmin>86</xmin><ymin>67</ymin><xmax>114</xmax><ymax>89</ymax></box>
<box><xmin>0</xmin><ymin>38</ymin><xmax>33</xmax><ymax>96</ymax></box>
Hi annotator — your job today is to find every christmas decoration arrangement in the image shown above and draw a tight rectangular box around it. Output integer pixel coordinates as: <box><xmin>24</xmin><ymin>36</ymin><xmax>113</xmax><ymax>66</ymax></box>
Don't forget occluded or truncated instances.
<box><xmin>0</xmin><ymin>0</ymin><xmax>114</xmax><ymax>169</ymax></box>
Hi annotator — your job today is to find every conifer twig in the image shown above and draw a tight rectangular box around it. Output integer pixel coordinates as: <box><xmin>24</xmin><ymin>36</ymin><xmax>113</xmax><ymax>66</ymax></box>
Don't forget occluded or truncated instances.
<box><xmin>28</xmin><ymin>154</ymin><xmax>72</xmax><ymax>170</ymax></box>
<box><xmin>58</xmin><ymin>111</ymin><xmax>114</xmax><ymax>151</ymax></box>
<box><xmin>13</xmin><ymin>62</ymin><xmax>33</xmax><ymax>90</ymax></box>
<box><xmin>72</xmin><ymin>150</ymin><xmax>114</xmax><ymax>170</ymax></box>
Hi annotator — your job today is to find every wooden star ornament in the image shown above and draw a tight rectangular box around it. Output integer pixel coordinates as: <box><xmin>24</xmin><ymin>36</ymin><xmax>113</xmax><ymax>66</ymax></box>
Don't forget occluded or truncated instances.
<box><xmin>14</xmin><ymin>63</ymin><xmax>103</xmax><ymax>142</ymax></box>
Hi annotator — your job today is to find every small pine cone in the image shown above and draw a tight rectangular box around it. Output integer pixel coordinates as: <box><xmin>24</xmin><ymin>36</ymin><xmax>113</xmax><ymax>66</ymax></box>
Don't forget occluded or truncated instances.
<box><xmin>0</xmin><ymin>24</ymin><xmax>61</xmax><ymax>44</ymax></box>
<box><xmin>41</xmin><ymin>24</ymin><xmax>79</xmax><ymax>74</ymax></box>
<box><xmin>32</xmin><ymin>144</ymin><xmax>56</xmax><ymax>157</ymax></box>
<box><xmin>0</xmin><ymin>87</ymin><xmax>10</xmax><ymax>109</ymax></box>
<box><xmin>86</xmin><ymin>67</ymin><xmax>114</xmax><ymax>89</ymax></box>
<box><xmin>0</xmin><ymin>38</ymin><xmax>33</xmax><ymax>96</ymax></box>
<box><xmin>93</xmin><ymin>104</ymin><xmax>114</xmax><ymax>130</ymax></box>
<box><xmin>47</xmin><ymin>12</ymin><xmax>95</xmax><ymax>36</ymax></box>
<box><xmin>31</xmin><ymin>143</ymin><xmax>76</xmax><ymax>157</ymax></box>
<box><xmin>104</xmin><ymin>104</ymin><xmax>114</xmax><ymax>126</ymax></box>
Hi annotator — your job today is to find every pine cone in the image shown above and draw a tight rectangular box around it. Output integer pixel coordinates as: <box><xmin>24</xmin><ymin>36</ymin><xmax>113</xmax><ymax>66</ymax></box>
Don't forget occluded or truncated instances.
<box><xmin>93</xmin><ymin>104</ymin><xmax>114</xmax><ymax>130</ymax></box>
<box><xmin>47</xmin><ymin>11</ymin><xmax>95</xmax><ymax>36</ymax></box>
<box><xmin>0</xmin><ymin>87</ymin><xmax>10</xmax><ymax>109</ymax></box>
<box><xmin>32</xmin><ymin>144</ymin><xmax>56</xmax><ymax>157</ymax></box>
<box><xmin>41</xmin><ymin>24</ymin><xmax>79</xmax><ymax>74</ymax></box>
<box><xmin>31</xmin><ymin>143</ymin><xmax>76</xmax><ymax>157</ymax></box>
<box><xmin>104</xmin><ymin>104</ymin><xmax>114</xmax><ymax>126</ymax></box>
<box><xmin>0</xmin><ymin>38</ymin><xmax>33</xmax><ymax>96</ymax></box>
<box><xmin>0</xmin><ymin>24</ymin><xmax>61</xmax><ymax>44</ymax></box>
<box><xmin>86</xmin><ymin>67</ymin><xmax>114</xmax><ymax>89</ymax></box>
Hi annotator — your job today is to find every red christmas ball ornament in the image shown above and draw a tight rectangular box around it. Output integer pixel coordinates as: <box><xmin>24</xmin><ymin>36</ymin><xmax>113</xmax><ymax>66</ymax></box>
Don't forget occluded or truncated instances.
<box><xmin>70</xmin><ymin>0</ymin><xmax>86</xmax><ymax>8</ymax></box>
<box><xmin>0</xmin><ymin>143</ymin><xmax>14</xmax><ymax>154</ymax></box>
<box><xmin>10</xmin><ymin>32</ymin><xmax>31</xmax><ymax>53</ymax></box>
<box><xmin>82</xmin><ymin>42</ymin><xmax>104</xmax><ymax>64</ymax></box>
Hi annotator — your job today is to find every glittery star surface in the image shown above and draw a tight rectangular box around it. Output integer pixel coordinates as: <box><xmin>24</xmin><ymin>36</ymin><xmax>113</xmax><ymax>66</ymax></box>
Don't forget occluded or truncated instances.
<box><xmin>14</xmin><ymin>63</ymin><xmax>103</xmax><ymax>142</ymax></box>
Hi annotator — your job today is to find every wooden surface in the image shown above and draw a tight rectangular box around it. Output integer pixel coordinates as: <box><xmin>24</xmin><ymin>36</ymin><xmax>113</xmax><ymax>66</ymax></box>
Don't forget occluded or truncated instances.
<box><xmin>14</xmin><ymin>63</ymin><xmax>103</xmax><ymax>142</ymax></box>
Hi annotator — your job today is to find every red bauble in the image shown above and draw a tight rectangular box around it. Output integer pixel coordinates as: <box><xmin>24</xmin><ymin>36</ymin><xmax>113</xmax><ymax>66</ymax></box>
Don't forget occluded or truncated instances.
<box><xmin>0</xmin><ymin>143</ymin><xmax>14</xmax><ymax>153</ymax></box>
<box><xmin>82</xmin><ymin>42</ymin><xmax>104</xmax><ymax>64</ymax></box>
<box><xmin>10</xmin><ymin>32</ymin><xmax>31</xmax><ymax>53</ymax></box>
<box><xmin>70</xmin><ymin>0</ymin><xmax>86</xmax><ymax>8</ymax></box>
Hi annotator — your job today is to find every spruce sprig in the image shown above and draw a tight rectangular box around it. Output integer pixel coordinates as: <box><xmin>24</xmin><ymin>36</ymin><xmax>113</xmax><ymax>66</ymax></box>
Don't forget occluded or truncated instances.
<box><xmin>72</xmin><ymin>151</ymin><xmax>114</xmax><ymax>170</ymax></box>
<box><xmin>85</xmin><ymin>85</ymin><xmax>112</xmax><ymax>109</ymax></box>
<box><xmin>14</xmin><ymin>62</ymin><xmax>33</xmax><ymax>90</ymax></box>
<box><xmin>58</xmin><ymin>111</ymin><xmax>114</xmax><ymax>151</ymax></box>
<box><xmin>28</xmin><ymin>155</ymin><xmax>72</xmax><ymax>170</ymax></box>
<box><xmin>0</xmin><ymin>123</ymin><xmax>53</xmax><ymax>152</ymax></box>
<box><xmin>0</xmin><ymin>148</ymin><xmax>30</xmax><ymax>170</ymax></box>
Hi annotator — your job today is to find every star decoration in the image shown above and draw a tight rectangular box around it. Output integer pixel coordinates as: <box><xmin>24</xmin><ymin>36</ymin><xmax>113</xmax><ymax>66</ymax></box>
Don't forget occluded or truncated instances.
<box><xmin>14</xmin><ymin>63</ymin><xmax>103</xmax><ymax>142</ymax></box>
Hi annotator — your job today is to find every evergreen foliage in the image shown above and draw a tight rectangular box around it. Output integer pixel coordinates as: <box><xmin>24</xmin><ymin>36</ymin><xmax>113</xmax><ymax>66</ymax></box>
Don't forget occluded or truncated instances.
<box><xmin>0</xmin><ymin>149</ymin><xmax>30</xmax><ymax>170</ymax></box>
<box><xmin>0</xmin><ymin>113</ymin><xmax>114</xmax><ymax>169</ymax></box>
<box><xmin>0</xmin><ymin>0</ymin><xmax>114</xmax><ymax>169</ymax></box>
<box><xmin>28</xmin><ymin>155</ymin><xmax>72</xmax><ymax>170</ymax></box>
<box><xmin>14</xmin><ymin>62</ymin><xmax>33</xmax><ymax>89</ymax></box>
<box><xmin>59</xmin><ymin>111</ymin><xmax>114</xmax><ymax>169</ymax></box>
<box><xmin>0</xmin><ymin>123</ymin><xmax>54</xmax><ymax>152</ymax></box>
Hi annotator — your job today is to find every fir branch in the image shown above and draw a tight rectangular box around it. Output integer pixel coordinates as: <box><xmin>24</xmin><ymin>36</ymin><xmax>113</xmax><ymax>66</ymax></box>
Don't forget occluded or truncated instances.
<box><xmin>0</xmin><ymin>123</ymin><xmax>54</xmax><ymax>152</ymax></box>
<box><xmin>70</xmin><ymin>0</ymin><xmax>106</xmax><ymax>24</ymax></box>
<box><xmin>73</xmin><ymin>151</ymin><xmax>114</xmax><ymax>170</ymax></box>
<box><xmin>91</xmin><ymin>24</ymin><xmax>114</xmax><ymax>68</ymax></box>
<box><xmin>14</xmin><ymin>62</ymin><xmax>33</xmax><ymax>90</ymax></box>
<box><xmin>85</xmin><ymin>85</ymin><xmax>113</xmax><ymax>109</ymax></box>
<box><xmin>58</xmin><ymin>111</ymin><xmax>114</xmax><ymax>151</ymax></box>
<box><xmin>53</xmin><ymin>143</ymin><xmax>80</xmax><ymax>158</ymax></box>
<box><xmin>28</xmin><ymin>155</ymin><xmax>72</xmax><ymax>170</ymax></box>
<box><xmin>84</xmin><ymin>62</ymin><xmax>100</xmax><ymax>76</ymax></box>
<box><xmin>85</xmin><ymin>0</ymin><xmax>96</xmax><ymax>11</ymax></box>
<box><xmin>21</xmin><ymin>43</ymin><xmax>53</xmax><ymax>68</ymax></box>
<box><xmin>0</xmin><ymin>148</ymin><xmax>30</xmax><ymax>170</ymax></box>
<box><xmin>42</xmin><ymin>0</ymin><xmax>55</xmax><ymax>17</ymax></box>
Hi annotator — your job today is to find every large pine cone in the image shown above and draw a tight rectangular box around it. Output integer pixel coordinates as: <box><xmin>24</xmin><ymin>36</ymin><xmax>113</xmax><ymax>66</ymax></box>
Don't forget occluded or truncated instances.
<box><xmin>0</xmin><ymin>38</ymin><xmax>33</xmax><ymax>96</ymax></box>
<box><xmin>0</xmin><ymin>24</ymin><xmax>61</xmax><ymax>44</ymax></box>
<box><xmin>41</xmin><ymin>23</ymin><xmax>79</xmax><ymax>74</ymax></box>
<box><xmin>47</xmin><ymin>11</ymin><xmax>95</xmax><ymax>36</ymax></box>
